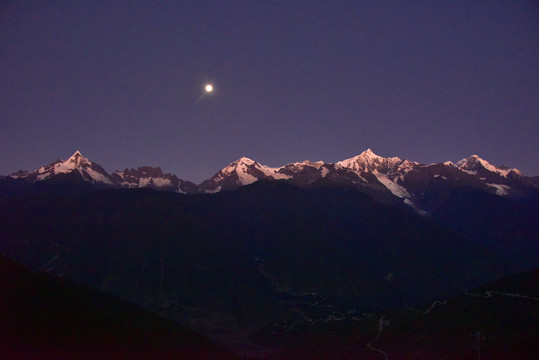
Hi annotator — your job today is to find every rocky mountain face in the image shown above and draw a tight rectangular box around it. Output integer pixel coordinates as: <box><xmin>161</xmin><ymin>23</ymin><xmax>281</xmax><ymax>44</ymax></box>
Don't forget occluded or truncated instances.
<box><xmin>110</xmin><ymin>166</ymin><xmax>198</xmax><ymax>194</ymax></box>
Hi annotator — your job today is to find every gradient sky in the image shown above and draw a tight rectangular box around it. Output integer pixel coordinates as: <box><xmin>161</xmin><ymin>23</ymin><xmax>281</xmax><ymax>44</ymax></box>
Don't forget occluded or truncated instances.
<box><xmin>1</xmin><ymin>0</ymin><xmax>538</xmax><ymax>183</ymax></box>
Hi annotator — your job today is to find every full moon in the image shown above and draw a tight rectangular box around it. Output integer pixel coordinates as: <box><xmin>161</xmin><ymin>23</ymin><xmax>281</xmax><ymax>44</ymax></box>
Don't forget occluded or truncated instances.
<box><xmin>205</xmin><ymin>84</ymin><xmax>214</xmax><ymax>93</ymax></box>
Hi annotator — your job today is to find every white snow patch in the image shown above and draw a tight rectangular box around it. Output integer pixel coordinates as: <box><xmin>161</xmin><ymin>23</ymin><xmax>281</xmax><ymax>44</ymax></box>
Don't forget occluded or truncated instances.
<box><xmin>374</xmin><ymin>172</ymin><xmax>429</xmax><ymax>215</ymax></box>
<box><xmin>85</xmin><ymin>168</ymin><xmax>112</xmax><ymax>184</ymax></box>
<box><xmin>136</xmin><ymin>177</ymin><xmax>172</xmax><ymax>187</ymax></box>
<box><xmin>375</xmin><ymin>173</ymin><xmax>410</xmax><ymax>198</ymax></box>
<box><xmin>480</xmin><ymin>160</ymin><xmax>511</xmax><ymax>176</ymax></box>
<box><xmin>487</xmin><ymin>183</ymin><xmax>511</xmax><ymax>196</ymax></box>
<box><xmin>139</xmin><ymin>177</ymin><xmax>151</xmax><ymax>187</ymax></box>
<box><xmin>36</xmin><ymin>173</ymin><xmax>51</xmax><ymax>181</ymax></box>
<box><xmin>236</xmin><ymin>166</ymin><xmax>258</xmax><ymax>185</ymax></box>
<box><xmin>263</xmin><ymin>166</ymin><xmax>291</xmax><ymax>180</ymax></box>
<box><xmin>150</xmin><ymin>177</ymin><xmax>172</xmax><ymax>187</ymax></box>
<box><xmin>204</xmin><ymin>187</ymin><xmax>222</xmax><ymax>194</ymax></box>
<box><xmin>320</xmin><ymin>167</ymin><xmax>329</xmax><ymax>177</ymax></box>
<box><xmin>54</xmin><ymin>161</ymin><xmax>77</xmax><ymax>174</ymax></box>
<box><xmin>404</xmin><ymin>199</ymin><xmax>430</xmax><ymax>216</ymax></box>
<box><xmin>296</xmin><ymin>160</ymin><xmax>325</xmax><ymax>169</ymax></box>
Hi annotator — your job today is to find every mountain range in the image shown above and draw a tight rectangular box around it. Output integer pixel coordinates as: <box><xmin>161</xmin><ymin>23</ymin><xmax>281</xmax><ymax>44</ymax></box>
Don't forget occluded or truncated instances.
<box><xmin>0</xmin><ymin>149</ymin><xmax>537</xmax><ymax>358</ymax></box>
<box><xmin>1</xmin><ymin>149</ymin><xmax>537</xmax><ymax>214</ymax></box>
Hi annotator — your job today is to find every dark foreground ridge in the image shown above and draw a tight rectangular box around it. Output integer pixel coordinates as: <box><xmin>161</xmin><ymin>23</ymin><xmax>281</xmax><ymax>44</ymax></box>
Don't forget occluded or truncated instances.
<box><xmin>0</xmin><ymin>254</ymin><xmax>240</xmax><ymax>360</ymax></box>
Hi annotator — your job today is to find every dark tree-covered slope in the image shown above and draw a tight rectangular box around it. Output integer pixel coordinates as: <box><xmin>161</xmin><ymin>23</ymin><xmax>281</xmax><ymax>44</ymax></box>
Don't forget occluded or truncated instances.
<box><xmin>0</xmin><ymin>254</ymin><xmax>240</xmax><ymax>360</ymax></box>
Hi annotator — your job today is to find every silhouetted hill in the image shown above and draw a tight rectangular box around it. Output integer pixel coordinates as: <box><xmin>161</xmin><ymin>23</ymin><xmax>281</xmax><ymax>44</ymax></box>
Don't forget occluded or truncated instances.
<box><xmin>0</xmin><ymin>254</ymin><xmax>241</xmax><ymax>360</ymax></box>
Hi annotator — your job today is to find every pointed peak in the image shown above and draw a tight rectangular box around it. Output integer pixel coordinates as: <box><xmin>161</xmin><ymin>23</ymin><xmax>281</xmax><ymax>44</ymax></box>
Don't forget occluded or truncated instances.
<box><xmin>337</xmin><ymin>149</ymin><xmax>403</xmax><ymax>174</ymax></box>
<box><xmin>66</xmin><ymin>150</ymin><xmax>89</xmax><ymax>166</ymax></box>
<box><xmin>467</xmin><ymin>154</ymin><xmax>484</xmax><ymax>163</ymax></box>
<box><xmin>355</xmin><ymin>149</ymin><xmax>396</xmax><ymax>162</ymax></box>
<box><xmin>232</xmin><ymin>157</ymin><xmax>256</xmax><ymax>165</ymax></box>
<box><xmin>353</xmin><ymin>148</ymin><xmax>401</xmax><ymax>163</ymax></box>
<box><xmin>217</xmin><ymin>157</ymin><xmax>257</xmax><ymax>176</ymax></box>
<box><xmin>68</xmin><ymin>150</ymin><xmax>84</xmax><ymax>160</ymax></box>
<box><xmin>359</xmin><ymin>148</ymin><xmax>378</xmax><ymax>157</ymax></box>
<box><xmin>457</xmin><ymin>154</ymin><xmax>487</xmax><ymax>167</ymax></box>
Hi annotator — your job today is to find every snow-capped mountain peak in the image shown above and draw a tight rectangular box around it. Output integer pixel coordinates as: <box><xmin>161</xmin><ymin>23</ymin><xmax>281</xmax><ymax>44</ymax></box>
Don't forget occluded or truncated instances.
<box><xmin>199</xmin><ymin>157</ymin><xmax>291</xmax><ymax>192</ymax></box>
<box><xmin>5</xmin><ymin>151</ymin><xmax>199</xmax><ymax>193</ymax></box>
<box><xmin>359</xmin><ymin>148</ymin><xmax>380</xmax><ymax>160</ymax></box>
<box><xmin>237</xmin><ymin>157</ymin><xmax>256</xmax><ymax>164</ymax></box>
<box><xmin>2</xmin><ymin>149</ymin><xmax>535</xmax><ymax>209</ymax></box>
<box><xmin>53</xmin><ymin>150</ymin><xmax>91</xmax><ymax>174</ymax></box>
<box><xmin>221</xmin><ymin>157</ymin><xmax>257</xmax><ymax>175</ymax></box>
<box><xmin>457</xmin><ymin>155</ymin><xmax>521</xmax><ymax>177</ymax></box>
<box><xmin>70</xmin><ymin>150</ymin><xmax>83</xmax><ymax>160</ymax></box>
<box><xmin>8</xmin><ymin>150</ymin><xmax>111</xmax><ymax>184</ymax></box>
<box><xmin>337</xmin><ymin>149</ymin><xmax>403</xmax><ymax>174</ymax></box>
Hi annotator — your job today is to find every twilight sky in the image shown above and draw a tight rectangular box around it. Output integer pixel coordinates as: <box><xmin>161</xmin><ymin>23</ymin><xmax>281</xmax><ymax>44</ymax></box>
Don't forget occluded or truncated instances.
<box><xmin>1</xmin><ymin>0</ymin><xmax>538</xmax><ymax>183</ymax></box>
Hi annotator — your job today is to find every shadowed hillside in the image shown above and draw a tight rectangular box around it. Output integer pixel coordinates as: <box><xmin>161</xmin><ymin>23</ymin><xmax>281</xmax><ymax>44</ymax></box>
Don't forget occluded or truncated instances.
<box><xmin>0</xmin><ymin>255</ymin><xmax>240</xmax><ymax>360</ymax></box>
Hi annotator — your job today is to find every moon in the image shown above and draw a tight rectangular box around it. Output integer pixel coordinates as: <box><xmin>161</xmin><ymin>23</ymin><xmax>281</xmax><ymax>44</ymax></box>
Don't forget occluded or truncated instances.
<box><xmin>205</xmin><ymin>84</ymin><xmax>214</xmax><ymax>93</ymax></box>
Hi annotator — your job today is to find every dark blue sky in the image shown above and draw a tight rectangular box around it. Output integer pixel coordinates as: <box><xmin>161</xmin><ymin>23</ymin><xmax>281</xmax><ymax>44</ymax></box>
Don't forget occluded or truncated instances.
<box><xmin>1</xmin><ymin>1</ymin><xmax>538</xmax><ymax>182</ymax></box>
